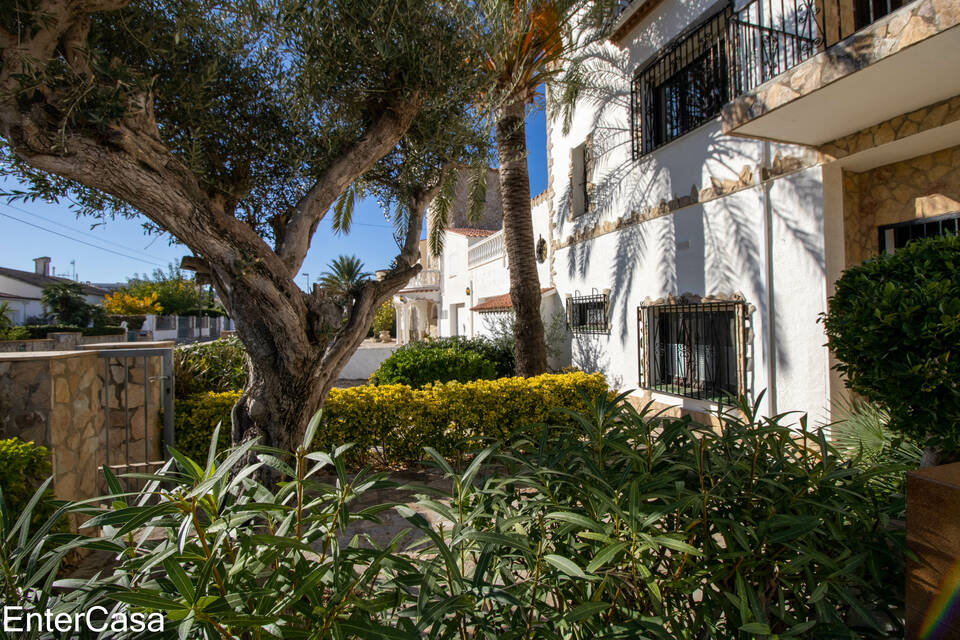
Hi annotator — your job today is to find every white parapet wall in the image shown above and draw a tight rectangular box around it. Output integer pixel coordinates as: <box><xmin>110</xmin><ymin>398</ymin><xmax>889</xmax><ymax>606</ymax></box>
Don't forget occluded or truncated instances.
<box><xmin>339</xmin><ymin>342</ymin><xmax>398</xmax><ymax>380</ymax></box>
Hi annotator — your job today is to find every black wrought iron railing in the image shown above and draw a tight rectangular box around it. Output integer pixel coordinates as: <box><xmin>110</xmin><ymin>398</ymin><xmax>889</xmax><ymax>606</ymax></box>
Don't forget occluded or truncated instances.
<box><xmin>568</xmin><ymin>290</ymin><xmax>609</xmax><ymax>334</ymax></box>
<box><xmin>730</xmin><ymin>0</ymin><xmax>906</xmax><ymax>94</ymax></box>
<box><xmin>631</xmin><ymin>7</ymin><xmax>731</xmax><ymax>158</ymax></box>
<box><xmin>639</xmin><ymin>301</ymin><xmax>744</xmax><ymax>402</ymax></box>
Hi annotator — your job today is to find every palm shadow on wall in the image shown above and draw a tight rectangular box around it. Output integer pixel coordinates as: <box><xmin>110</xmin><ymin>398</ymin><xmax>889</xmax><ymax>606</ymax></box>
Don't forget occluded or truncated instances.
<box><xmin>552</xmin><ymin>29</ymin><xmax>831</xmax><ymax>384</ymax></box>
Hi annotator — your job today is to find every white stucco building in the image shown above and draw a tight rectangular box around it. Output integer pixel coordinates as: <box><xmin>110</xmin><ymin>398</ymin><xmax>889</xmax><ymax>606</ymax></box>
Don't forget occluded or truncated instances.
<box><xmin>398</xmin><ymin>0</ymin><xmax>960</xmax><ymax>423</ymax></box>
<box><xmin>0</xmin><ymin>257</ymin><xmax>109</xmax><ymax>325</ymax></box>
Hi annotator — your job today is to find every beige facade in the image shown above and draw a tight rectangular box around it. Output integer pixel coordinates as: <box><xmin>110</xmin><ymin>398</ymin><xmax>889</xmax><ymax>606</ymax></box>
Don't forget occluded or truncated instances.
<box><xmin>842</xmin><ymin>145</ymin><xmax>960</xmax><ymax>266</ymax></box>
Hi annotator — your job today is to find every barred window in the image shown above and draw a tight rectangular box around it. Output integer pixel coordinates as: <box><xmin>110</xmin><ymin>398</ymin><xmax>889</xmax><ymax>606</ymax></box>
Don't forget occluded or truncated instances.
<box><xmin>631</xmin><ymin>7</ymin><xmax>731</xmax><ymax>158</ymax></box>
<box><xmin>638</xmin><ymin>300</ymin><xmax>745</xmax><ymax>402</ymax></box>
<box><xmin>567</xmin><ymin>290</ymin><xmax>609</xmax><ymax>334</ymax></box>
<box><xmin>878</xmin><ymin>211</ymin><xmax>960</xmax><ymax>254</ymax></box>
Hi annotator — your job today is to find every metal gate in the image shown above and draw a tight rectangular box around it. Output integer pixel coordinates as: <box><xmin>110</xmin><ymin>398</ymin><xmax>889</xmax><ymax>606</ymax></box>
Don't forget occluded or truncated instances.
<box><xmin>100</xmin><ymin>348</ymin><xmax>175</xmax><ymax>491</ymax></box>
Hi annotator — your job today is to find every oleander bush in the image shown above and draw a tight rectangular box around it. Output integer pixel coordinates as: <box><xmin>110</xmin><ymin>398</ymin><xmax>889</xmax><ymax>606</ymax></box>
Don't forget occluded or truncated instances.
<box><xmin>174</xmin><ymin>336</ymin><xmax>248</xmax><ymax>398</ymax></box>
<box><xmin>0</xmin><ymin>438</ymin><xmax>58</xmax><ymax>530</ymax></box>
<box><xmin>5</xmin><ymin>392</ymin><xmax>907</xmax><ymax>639</ymax></box>
<box><xmin>822</xmin><ymin>234</ymin><xmax>960</xmax><ymax>459</ymax></box>
<box><xmin>371</xmin><ymin>335</ymin><xmax>514</xmax><ymax>386</ymax></box>
<box><xmin>173</xmin><ymin>372</ymin><xmax>607</xmax><ymax>467</ymax></box>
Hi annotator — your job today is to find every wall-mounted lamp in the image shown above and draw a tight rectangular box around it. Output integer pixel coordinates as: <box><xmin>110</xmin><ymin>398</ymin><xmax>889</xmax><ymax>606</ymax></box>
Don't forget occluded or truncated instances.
<box><xmin>465</xmin><ymin>287</ymin><xmax>471</xmax><ymax>296</ymax></box>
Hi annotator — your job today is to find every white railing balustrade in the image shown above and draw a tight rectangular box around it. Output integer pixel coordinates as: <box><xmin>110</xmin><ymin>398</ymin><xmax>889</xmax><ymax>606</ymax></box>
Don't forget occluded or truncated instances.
<box><xmin>468</xmin><ymin>231</ymin><xmax>504</xmax><ymax>268</ymax></box>
<box><xmin>403</xmin><ymin>268</ymin><xmax>440</xmax><ymax>289</ymax></box>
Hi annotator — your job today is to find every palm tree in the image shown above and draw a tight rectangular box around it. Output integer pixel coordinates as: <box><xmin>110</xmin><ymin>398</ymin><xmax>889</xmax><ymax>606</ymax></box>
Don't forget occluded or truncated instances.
<box><xmin>318</xmin><ymin>255</ymin><xmax>372</xmax><ymax>301</ymax></box>
<box><xmin>0</xmin><ymin>301</ymin><xmax>14</xmax><ymax>329</ymax></box>
<box><xmin>477</xmin><ymin>0</ymin><xmax>611</xmax><ymax>376</ymax></box>
<box><xmin>41</xmin><ymin>282</ymin><xmax>92</xmax><ymax>326</ymax></box>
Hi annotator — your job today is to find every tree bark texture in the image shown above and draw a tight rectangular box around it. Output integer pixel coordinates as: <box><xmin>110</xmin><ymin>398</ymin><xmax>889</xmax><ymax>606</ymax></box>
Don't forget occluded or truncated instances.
<box><xmin>495</xmin><ymin>100</ymin><xmax>548</xmax><ymax>376</ymax></box>
<box><xmin>0</xmin><ymin>0</ymin><xmax>429</xmax><ymax>456</ymax></box>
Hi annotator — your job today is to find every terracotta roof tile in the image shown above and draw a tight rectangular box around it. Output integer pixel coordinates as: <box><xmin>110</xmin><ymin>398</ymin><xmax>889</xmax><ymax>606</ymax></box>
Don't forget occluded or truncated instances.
<box><xmin>446</xmin><ymin>228</ymin><xmax>498</xmax><ymax>237</ymax></box>
<box><xmin>471</xmin><ymin>287</ymin><xmax>553</xmax><ymax>312</ymax></box>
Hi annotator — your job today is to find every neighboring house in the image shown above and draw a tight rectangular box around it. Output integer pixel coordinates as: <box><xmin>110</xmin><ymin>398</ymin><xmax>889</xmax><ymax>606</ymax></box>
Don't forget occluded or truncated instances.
<box><xmin>0</xmin><ymin>257</ymin><xmax>109</xmax><ymax>324</ymax></box>
<box><xmin>400</xmin><ymin>0</ymin><xmax>959</xmax><ymax>423</ymax></box>
<box><xmin>394</xmin><ymin>170</ymin><xmax>562</xmax><ymax>360</ymax></box>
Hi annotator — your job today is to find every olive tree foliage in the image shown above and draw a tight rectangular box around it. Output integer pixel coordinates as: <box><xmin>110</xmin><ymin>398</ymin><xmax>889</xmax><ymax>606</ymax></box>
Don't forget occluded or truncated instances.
<box><xmin>0</xmin><ymin>0</ymin><xmax>489</xmax><ymax>452</ymax></box>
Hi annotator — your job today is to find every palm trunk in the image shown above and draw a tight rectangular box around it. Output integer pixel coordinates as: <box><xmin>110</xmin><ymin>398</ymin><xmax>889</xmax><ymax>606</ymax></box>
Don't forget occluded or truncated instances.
<box><xmin>495</xmin><ymin>100</ymin><xmax>548</xmax><ymax>376</ymax></box>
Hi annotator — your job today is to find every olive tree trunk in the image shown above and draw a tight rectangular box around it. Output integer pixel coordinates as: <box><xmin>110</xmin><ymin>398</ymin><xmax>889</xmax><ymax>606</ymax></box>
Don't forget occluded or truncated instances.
<box><xmin>0</xmin><ymin>0</ymin><xmax>434</xmax><ymax>453</ymax></box>
<box><xmin>495</xmin><ymin>100</ymin><xmax>548</xmax><ymax>376</ymax></box>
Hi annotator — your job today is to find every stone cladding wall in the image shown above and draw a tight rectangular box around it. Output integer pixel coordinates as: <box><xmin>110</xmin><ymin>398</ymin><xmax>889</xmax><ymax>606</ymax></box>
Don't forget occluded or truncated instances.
<box><xmin>843</xmin><ymin>144</ymin><xmax>960</xmax><ymax>266</ymax></box>
<box><xmin>0</xmin><ymin>348</ymin><xmax>166</xmax><ymax>515</ymax></box>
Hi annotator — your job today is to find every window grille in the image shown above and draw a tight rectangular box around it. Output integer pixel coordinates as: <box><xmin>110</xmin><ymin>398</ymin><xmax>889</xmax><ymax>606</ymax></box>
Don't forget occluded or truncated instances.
<box><xmin>631</xmin><ymin>7</ymin><xmax>731</xmax><ymax>158</ymax></box>
<box><xmin>567</xmin><ymin>290</ymin><xmax>609</xmax><ymax>334</ymax></box>
<box><xmin>638</xmin><ymin>300</ymin><xmax>745</xmax><ymax>402</ymax></box>
<box><xmin>878</xmin><ymin>212</ymin><xmax>960</xmax><ymax>254</ymax></box>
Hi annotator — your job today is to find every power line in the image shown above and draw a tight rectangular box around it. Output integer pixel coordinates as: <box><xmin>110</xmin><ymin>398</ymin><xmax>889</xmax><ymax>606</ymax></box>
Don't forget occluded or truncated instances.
<box><xmin>0</xmin><ymin>201</ymin><xmax>169</xmax><ymax>258</ymax></box>
<box><xmin>0</xmin><ymin>209</ymin><xmax>168</xmax><ymax>268</ymax></box>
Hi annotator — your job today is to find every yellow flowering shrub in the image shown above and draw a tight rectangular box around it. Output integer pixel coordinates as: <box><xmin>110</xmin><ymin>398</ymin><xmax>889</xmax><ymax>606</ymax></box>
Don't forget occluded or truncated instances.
<box><xmin>173</xmin><ymin>391</ymin><xmax>239</xmax><ymax>462</ymax></box>
<box><xmin>319</xmin><ymin>372</ymin><xmax>609</xmax><ymax>466</ymax></box>
<box><xmin>172</xmin><ymin>373</ymin><xmax>608</xmax><ymax>467</ymax></box>
<box><xmin>103</xmin><ymin>290</ymin><xmax>163</xmax><ymax>315</ymax></box>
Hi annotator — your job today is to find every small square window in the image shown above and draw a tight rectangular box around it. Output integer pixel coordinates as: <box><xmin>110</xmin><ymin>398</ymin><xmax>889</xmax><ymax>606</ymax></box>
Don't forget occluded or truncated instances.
<box><xmin>638</xmin><ymin>300</ymin><xmax>746</xmax><ymax>402</ymax></box>
<box><xmin>567</xmin><ymin>290</ymin><xmax>609</xmax><ymax>334</ymax></box>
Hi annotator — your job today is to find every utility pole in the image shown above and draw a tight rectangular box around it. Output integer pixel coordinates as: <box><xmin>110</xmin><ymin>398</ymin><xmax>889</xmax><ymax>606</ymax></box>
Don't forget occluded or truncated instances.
<box><xmin>301</xmin><ymin>272</ymin><xmax>309</xmax><ymax>291</ymax></box>
<box><xmin>70</xmin><ymin>260</ymin><xmax>77</xmax><ymax>281</ymax></box>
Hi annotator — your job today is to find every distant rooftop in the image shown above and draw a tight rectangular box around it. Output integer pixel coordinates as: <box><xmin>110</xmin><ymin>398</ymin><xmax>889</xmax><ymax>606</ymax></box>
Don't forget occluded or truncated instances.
<box><xmin>0</xmin><ymin>266</ymin><xmax>110</xmax><ymax>297</ymax></box>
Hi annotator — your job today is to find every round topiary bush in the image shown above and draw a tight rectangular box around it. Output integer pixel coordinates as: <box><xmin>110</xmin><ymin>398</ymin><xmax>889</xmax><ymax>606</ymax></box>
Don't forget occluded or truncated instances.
<box><xmin>372</xmin><ymin>341</ymin><xmax>498</xmax><ymax>388</ymax></box>
<box><xmin>822</xmin><ymin>235</ymin><xmax>960</xmax><ymax>458</ymax></box>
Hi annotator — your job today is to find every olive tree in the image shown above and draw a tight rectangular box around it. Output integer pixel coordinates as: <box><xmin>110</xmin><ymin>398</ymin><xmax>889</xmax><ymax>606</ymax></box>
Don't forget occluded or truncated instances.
<box><xmin>0</xmin><ymin>0</ymin><xmax>486</xmax><ymax>451</ymax></box>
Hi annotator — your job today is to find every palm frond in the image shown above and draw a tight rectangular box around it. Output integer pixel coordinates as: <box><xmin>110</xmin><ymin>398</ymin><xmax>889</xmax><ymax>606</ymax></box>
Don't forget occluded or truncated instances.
<box><xmin>332</xmin><ymin>184</ymin><xmax>361</xmax><ymax>235</ymax></box>
<box><xmin>428</xmin><ymin>171</ymin><xmax>457</xmax><ymax>257</ymax></box>
<box><xmin>467</xmin><ymin>164</ymin><xmax>488</xmax><ymax>224</ymax></box>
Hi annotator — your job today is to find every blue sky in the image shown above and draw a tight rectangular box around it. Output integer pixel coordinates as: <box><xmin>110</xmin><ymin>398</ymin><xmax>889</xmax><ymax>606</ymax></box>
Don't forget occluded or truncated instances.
<box><xmin>0</xmin><ymin>108</ymin><xmax>548</xmax><ymax>289</ymax></box>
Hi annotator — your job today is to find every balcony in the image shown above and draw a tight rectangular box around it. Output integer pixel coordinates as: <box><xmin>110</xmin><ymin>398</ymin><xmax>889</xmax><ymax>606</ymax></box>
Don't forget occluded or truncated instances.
<box><xmin>398</xmin><ymin>268</ymin><xmax>440</xmax><ymax>297</ymax></box>
<box><xmin>467</xmin><ymin>231</ymin><xmax>505</xmax><ymax>269</ymax></box>
<box><xmin>722</xmin><ymin>0</ymin><xmax>960</xmax><ymax>149</ymax></box>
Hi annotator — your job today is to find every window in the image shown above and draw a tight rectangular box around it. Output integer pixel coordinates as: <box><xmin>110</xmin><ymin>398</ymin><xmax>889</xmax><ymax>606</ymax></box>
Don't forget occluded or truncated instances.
<box><xmin>639</xmin><ymin>300</ymin><xmax>745</xmax><ymax>402</ymax></box>
<box><xmin>567</xmin><ymin>290</ymin><xmax>609</xmax><ymax>334</ymax></box>
<box><xmin>853</xmin><ymin>0</ymin><xmax>904</xmax><ymax>31</ymax></box>
<box><xmin>631</xmin><ymin>7</ymin><xmax>730</xmax><ymax>158</ymax></box>
<box><xmin>878</xmin><ymin>212</ymin><xmax>960</xmax><ymax>254</ymax></box>
<box><xmin>570</xmin><ymin>137</ymin><xmax>592</xmax><ymax>218</ymax></box>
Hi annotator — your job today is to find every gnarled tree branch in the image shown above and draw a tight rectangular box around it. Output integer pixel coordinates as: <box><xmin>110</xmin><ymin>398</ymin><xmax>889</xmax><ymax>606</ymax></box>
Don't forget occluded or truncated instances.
<box><xmin>276</xmin><ymin>94</ymin><xmax>422</xmax><ymax>274</ymax></box>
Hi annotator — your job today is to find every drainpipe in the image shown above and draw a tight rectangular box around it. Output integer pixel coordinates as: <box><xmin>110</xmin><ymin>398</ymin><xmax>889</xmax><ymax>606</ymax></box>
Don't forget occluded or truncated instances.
<box><xmin>762</xmin><ymin>142</ymin><xmax>778</xmax><ymax>416</ymax></box>
<box><xmin>468</xmin><ymin>280</ymin><xmax>474</xmax><ymax>338</ymax></box>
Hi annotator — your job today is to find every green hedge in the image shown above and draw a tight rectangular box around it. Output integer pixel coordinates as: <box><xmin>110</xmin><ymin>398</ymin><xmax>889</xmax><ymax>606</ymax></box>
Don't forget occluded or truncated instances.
<box><xmin>174</xmin><ymin>337</ymin><xmax>248</xmax><ymax>398</ymax></box>
<box><xmin>0</xmin><ymin>438</ymin><xmax>57</xmax><ymax>529</ymax></box>
<box><xmin>173</xmin><ymin>372</ymin><xmax>608</xmax><ymax>467</ymax></box>
<box><xmin>823</xmin><ymin>234</ymin><xmax>960</xmax><ymax>456</ymax></box>
<box><xmin>9</xmin><ymin>325</ymin><xmax>125</xmax><ymax>340</ymax></box>
<box><xmin>371</xmin><ymin>336</ymin><xmax>514</xmax><ymax>387</ymax></box>
<box><xmin>173</xmin><ymin>392</ymin><xmax>237</xmax><ymax>463</ymax></box>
